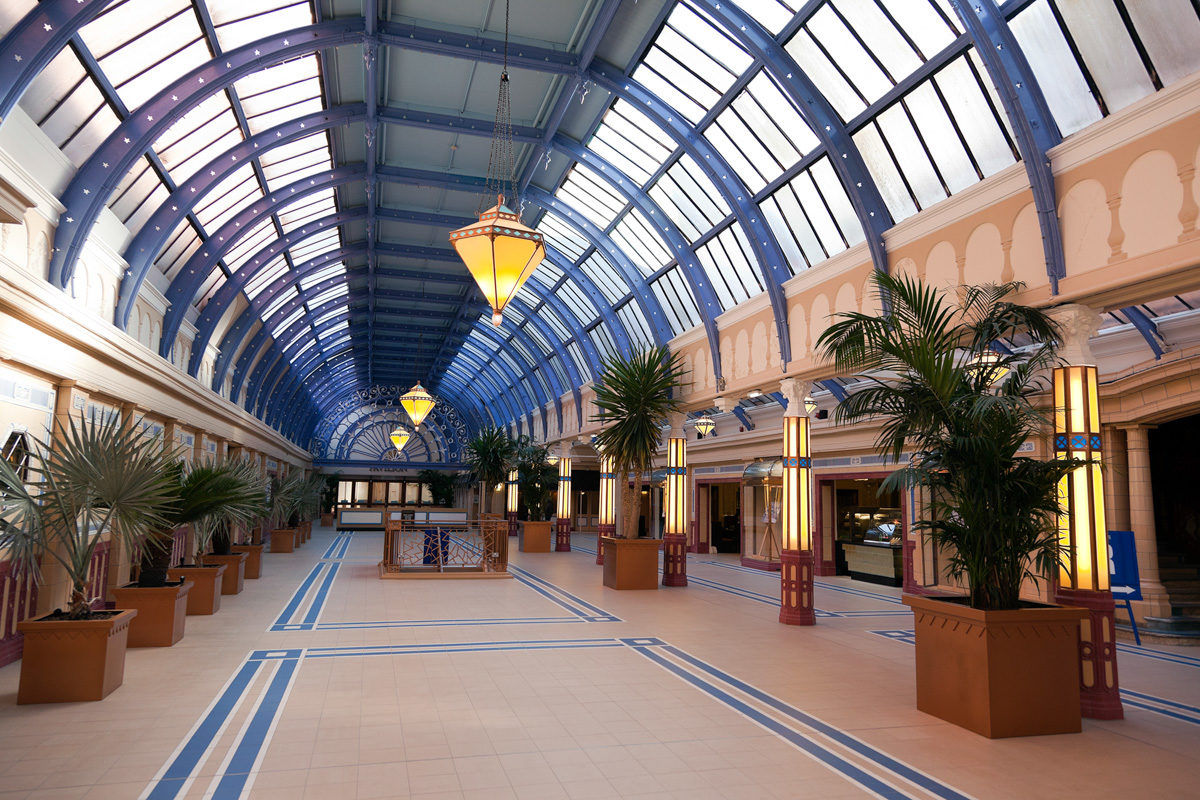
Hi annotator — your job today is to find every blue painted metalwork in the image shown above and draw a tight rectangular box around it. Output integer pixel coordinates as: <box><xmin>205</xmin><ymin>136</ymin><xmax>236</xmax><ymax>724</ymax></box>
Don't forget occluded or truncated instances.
<box><xmin>554</xmin><ymin>396</ymin><xmax>563</xmax><ymax>437</ymax></box>
<box><xmin>550</xmin><ymin>135</ymin><xmax>725</xmax><ymax>381</ymax></box>
<box><xmin>0</xmin><ymin>0</ymin><xmax>117</xmax><ymax>122</ymax></box>
<box><xmin>1121</xmin><ymin>306</ymin><xmax>1166</xmax><ymax>359</ymax></box>
<box><xmin>819</xmin><ymin>379</ymin><xmax>847</xmax><ymax>403</ymax></box>
<box><xmin>946</xmin><ymin>0</ymin><xmax>1067</xmax><ymax>293</ymax></box>
<box><xmin>585</xmin><ymin>64</ymin><xmax>794</xmax><ymax>366</ymax></box>
<box><xmin>732</xmin><ymin>406</ymin><xmax>755</xmax><ymax>431</ymax></box>
<box><xmin>572</xmin><ymin>386</ymin><xmax>583</xmax><ymax>430</ymax></box>
<box><xmin>364</xmin><ymin>0</ymin><xmax>381</xmax><ymax>386</ymax></box>
<box><xmin>694</xmin><ymin>0</ymin><xmax>893</xmax><ymax>277</ymax></box>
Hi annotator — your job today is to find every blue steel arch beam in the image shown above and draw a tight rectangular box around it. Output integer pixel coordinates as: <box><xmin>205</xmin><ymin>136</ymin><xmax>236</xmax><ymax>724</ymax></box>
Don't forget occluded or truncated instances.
<box><xmin>207</xmin><ymin>237</ymin><xmax>599</xmax><ymax>397</ymax></box>
<box><xmin>316</xmin><ymin>396</ymin><xmax>478</xmax><ymax>455</ymax></box>
<box><xmin>0</xmin><ymin>0</ymin><xmax>118</xmax><ymax>121</ymax></box>
<box><xmin>445</xmin><ymin>360</ymin><xmax>522</xmax><ymax>424</ymax></box>
<box><xmin>258</xmin><ymin>336</ymin><xmax>535</xmax><ymax>426</ymax></box>
<box><xmin>585</xmin><ymin>64</ymin><xmax>793</xmax><ymax>366</ymax></box>
<box><xmin>161</xmin><ymin>167</ymin><xmax>366</xmax><ymax>358</ymax></box>
<box><xmin>47</xmin><ymin>17</ymin><xmax>580</xmax><ymax>290</ymax></box>
<box><xmin>945</xmin><ymin>0</ymin><xmax>1065</xmax><ymax>293</ymax></box>
<box><xmin>695</xmin><ymin>0</ymin><xmax>893</xmax><ymax>277</ymax></box>
<box><xmin>548</xmin><ymin>136</ymin><xmax>724</xmax><ymax>378</ymax></box>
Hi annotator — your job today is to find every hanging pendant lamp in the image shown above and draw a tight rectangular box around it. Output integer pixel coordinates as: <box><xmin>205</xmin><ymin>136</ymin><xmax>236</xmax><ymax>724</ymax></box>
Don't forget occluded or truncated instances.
<box><xmin>693</xmin><ymin>414</ymin><xmax>715</xmax><ymax>438</ymax></box>
<box><xmin>449</xmin><ymin>0</ymin><xmax>544</xmax><ymax>326</ymax></box>
<box><xmin>390</xmin><ymin>427</ymin><xmax>411</xmax><ymax>454</ymax></box>
<box><xmin>401</xmin><ymin>383</ymin><xmax>435</xmax><ymax>428</ymax></box>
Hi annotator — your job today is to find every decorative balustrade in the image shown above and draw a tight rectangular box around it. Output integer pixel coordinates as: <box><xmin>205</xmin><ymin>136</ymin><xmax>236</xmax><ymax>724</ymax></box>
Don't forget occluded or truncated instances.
<box><xmin>0</xmin><ymin>559</ymin><xmax>38</xmax><ymax>667</ymax></box>
<box><xmin>84</xmin><ymin>539</ymin><xmax>112</xmax><ymax>610</ymax></box>
<box><xmin>381</xmin><ymin>519</ymin><xmax>508</xmax><ymax>577</ymax></box>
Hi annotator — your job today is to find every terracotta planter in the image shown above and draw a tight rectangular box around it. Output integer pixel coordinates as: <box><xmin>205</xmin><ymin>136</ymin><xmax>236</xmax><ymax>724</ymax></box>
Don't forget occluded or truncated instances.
<box><xmin>201</xmin><ymin>552</ymin><xmax>248</xmax><ymax>595</ymax></box>
<box><xmin>271</xmin><ymin>528</ymin><xmax>296</xmax><ymax>553</ymax></box>
<box><xmin>602</xmin><ymin>537</ymin><xmax>661</xmax><ymax>590</ymax></box>
<box><xmin>518</xmin><ymin>521</ymin><xmax>553</xmax><ymax>553</ymax></box>
<box><xmin>16</xmin><ymin>609</ymin><xmax>137</xmax><ymax>703</ymax></box>
<box><xmin>903</xmin><ymin>594</ymin><xmax>1088</xmax><ymax>738</ymax></box>
<box><xmin>112</xmin><ymin>581</ymin><xmax>191</xmax><ymax>647</ymax></box>
<box><xmin>231</xmin><ymin>543</ymin><xmax>264</xmax><ymax>579</ymax></box>
<box><xmin>167</xmin><ymin>565</ymin><xmax>226</xmax><ymax>615</ymax></box>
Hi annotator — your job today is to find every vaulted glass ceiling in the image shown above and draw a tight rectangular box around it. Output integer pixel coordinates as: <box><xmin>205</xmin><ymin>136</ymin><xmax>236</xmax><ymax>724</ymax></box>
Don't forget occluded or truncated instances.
<box><xmin>1</xmin><ymin>0</ymin><xmax>1197</xmax><ymax>458</ymax></box>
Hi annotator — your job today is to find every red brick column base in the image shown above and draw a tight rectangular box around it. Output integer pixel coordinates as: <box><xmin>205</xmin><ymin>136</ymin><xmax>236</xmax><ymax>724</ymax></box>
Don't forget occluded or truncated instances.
<box><xmin>555</xmin><ymin>519</ymin><xmax>571</xmax><ymax>552</ymax></box>
<box><xmin>1055</xmin><ymin>586</ymin><xmax>1124</xmax><ymax>719</ymax></box>
<box><xmin>508</xmin><ymin>512</ymin><xmax>518</xmax><ymax>537</ymax></box>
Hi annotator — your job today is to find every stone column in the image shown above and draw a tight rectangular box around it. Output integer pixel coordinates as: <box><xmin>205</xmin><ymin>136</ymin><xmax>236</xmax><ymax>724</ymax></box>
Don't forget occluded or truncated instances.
<box><xmin>1049</xmin><ymin>304</ymin><xmax>1123</xmax><ymax>720</ymax></box>
<box><xmin>662</xmin><ymin>412</ymin><xmax>688</xmax><ymax>587</ymax></box>
<box><xmin>555</xmin><ymin>442</ymin><xmax>572</xmax><ymax>551</ymax></box>
<box><xmin>778</xmin><ymin>378</ymin><xmax>815</xmax><ymax>625</ymax></box>
<box><xmin>1119</xmin><ymin>424</ymin><xmax>1171</xmax><ymax>620</ymax></box>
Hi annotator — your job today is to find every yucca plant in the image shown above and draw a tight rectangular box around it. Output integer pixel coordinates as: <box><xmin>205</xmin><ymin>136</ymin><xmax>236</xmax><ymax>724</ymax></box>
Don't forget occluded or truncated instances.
<box><xmin>591</xmin><ymin>345</ymin><xmax>687</xmax><ymax>539</ymax></box>
<box><xmin>465</xmin><ymin>428</ymin><xmax>516</xmax><ymax>516</ymax></box>
<box><xmin>0</xmin><ymin>417</ymin><xmax>176</xmax><ymax>619</ymax></box>
<box><xmin>817</xmin><ymin>271</ymin><xmax>1086</xmax><ymax>610</ymax></box>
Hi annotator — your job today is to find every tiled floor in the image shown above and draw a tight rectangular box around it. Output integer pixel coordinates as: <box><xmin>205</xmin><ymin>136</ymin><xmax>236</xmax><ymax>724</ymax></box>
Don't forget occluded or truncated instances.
<box><xmin>2</xmin><ymin>527</ymin><xmax>1199</xmax><ymax>799</ymax></box>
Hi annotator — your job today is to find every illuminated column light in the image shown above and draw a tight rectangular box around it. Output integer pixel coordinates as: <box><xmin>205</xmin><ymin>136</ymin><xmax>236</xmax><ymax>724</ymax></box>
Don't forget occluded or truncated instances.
<box><xmin>597</xmin><ymin>453</ymin><xmax>616</xmax><ymax>565</ymax></box>
<box><xmin>779</xmin><ymin>379</ymin><xmax>815</xmax><ymax>626</ymax></box>
<box><xmin>506</xmin><ymin>468</ymin><xmax>519</xmax><ymax>537</ymax></box>
<box><xmin>555</xmin><ymin>454</ymin><xmax>572</xmax><ymax>552</ymax></box>
<box><xmin>1049</xmin><ymin>303</ymin><xmax>1122</xmax><ymax>721</ymax></box>
<box><xmin>662</xmin><ymin>418</ymin><xmax>688</xmax><ymax>587</ymax></box>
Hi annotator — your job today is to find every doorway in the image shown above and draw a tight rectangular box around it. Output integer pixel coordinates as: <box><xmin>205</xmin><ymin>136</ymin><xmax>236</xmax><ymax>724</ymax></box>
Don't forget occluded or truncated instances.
<box><xmin>1149</xmin><ymin>415</ymin><xmax>1200</xmax><ymax>574</ymax></box>
<box><xmin>708</xmin><ymin>483</ymin><xmax>741</xmax><ymax>553</ymax></box>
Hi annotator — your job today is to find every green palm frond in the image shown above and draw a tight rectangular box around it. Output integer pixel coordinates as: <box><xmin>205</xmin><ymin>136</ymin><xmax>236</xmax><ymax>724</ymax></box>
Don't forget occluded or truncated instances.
<box><xmin>465</xmin><ymin>428</ymin><xmax>516</xmax><ymax>487</ymax></box>
<box><xmin>817</xmin><ymin>271</ymin><xmax>1077</xmax><ymax>610</ymax></box>
<box><xmin>590</xmin><ymin>345</ymin><xmax>687</xmax><ymax>477</ymax></box>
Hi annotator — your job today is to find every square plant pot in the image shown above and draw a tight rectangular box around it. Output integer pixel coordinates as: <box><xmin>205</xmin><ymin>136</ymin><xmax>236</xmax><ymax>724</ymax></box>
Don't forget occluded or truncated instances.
<box><xmin>17</xmin><ymin>609</ymin><xmax>138</xmax><ymax>703</ymax></box>
<box><xmin>112</xmin><ymin>581</ymin><xmax>191</xmax><ymax>647</ymax></box>
<box><xmin>271</xmin><ymin>528</ymin><xmax>296</xmax><ymax>553</ymax></box>
<box><xmin>167</xmin><ymin>565</ymin><xmax>227</xmax><ymax>615</ymax></box>
<box><xmin>903</xmin><ymin>594</ymin><xmax>1088</xmax><ymax>738</ymax></box>
<box><xmin>602</xmin><ymin>537</ymin><xmax>661</xmax><ymax>590</ymax></box>
<box><xmin>231</xmin><ymin>543</ymin><xmax>264</xmax><ymax>579</ymax></box>
<box><xmin>202</xmin><ymin>552</ymin><xmax>248</xmax><ymax>595</ymax></box>
<box><xmin>518</xmin><ymin>521</ymin><xmax>553</xmax><ymax>553</ymax></box>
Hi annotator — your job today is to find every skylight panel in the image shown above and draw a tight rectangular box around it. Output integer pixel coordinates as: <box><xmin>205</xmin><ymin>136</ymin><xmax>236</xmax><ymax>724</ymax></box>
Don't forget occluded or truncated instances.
<box><xmin>323</xmin><ymin>321</ymin><xmax>349</xmax><ymax>339</ymax></box>
<box><xmin>631</xmin><ymin>4</ymin><xmax>750</xmax><ymax>125</ymax></box>
<box><xmin>262</xmin><ymin>284</ymin><xmax>298</xmax><ymax>319</ymax></box>
<box><xmin>695</xmin><ymin>223</ymin><xmax>762</xmax><ymax>310</ymax></box>
<box><xmin>244</xmin><ymin>256</ymin><xmax>288</xmax><ymax>300</ymax></box>
<box><xmin>260</xmin><ymin>134</ymin><xmax>333</xmax><ymax>192</ymax></box>
<box><xmin>194</xmin><ymin>165</ymin><xmax>263</xmax><ymax>230</ymax></box>
<box><xmin>271</xmin><ymin>307</ymin><xmax>305</xmax><ymax>339</ymax></box>
<box><xmin>152</xmin><ymin>93</ymin><xmax>243</xmax><ymax>185</ymax></box>
<box><xmin>224</xmin><ymin>218</ymin><xmax>277</xmax><ymax>270</ymax></box>
<box><xmin>299</xmin><ymin>263</ymin><xmax>346</xmax><ymax>291</ymax></box>
<box><xmin>81</xmin><ymin>1</ymin><xmax>210</xmax><ymax>110</ymax></box>
<box><xmin>586</xmin><ymin>100</ymin><xmax>675</xmax><ymax>186</ymax></box>
<box><xmin>234</xmin><ymin>57</ymin><xmax>323</xmax><ymax>136</ymax></box>
<box><xmin>556</xmin><ymin>165</ymin><xmax>626</xmax><ymax>228</ymax></box>
<box><xmin>615</xmin><ymin>301</ymin><xmax>653</xmax><ymax>351</ymax></box>
<box><xmin>278</xmin><ymin>190</ymin><xmax>337</xmax><ymax>231</ymax></box>
<box><xmin>309</xmin><ymin>284</ymin><xmax>348</xmax><ymax>307</ymax></box>
<box><xmin>538</xmin><ymin>213</ymin><xmax>591</xmax><ymax>262</ymax></box>
<box><xmin>759</xmin><ymin>157</ymin><xmax>862</xmax><ymax>272</ymax></box>
<box><xmin>650</xmin><ymin>268</ymin><xmax>702</xmax><ymax>336</ymax></box>
<box><xmin>609</xmin><ymin>210</ymin><xmax>671</xmax><ymax>276</ymax></box>
<box><xmin>648</xmin><ymin>155</ymin><xmax>729</xmax><ymax>241</ymax></box>
<box><xmin>292</xmin><ymin>339</ymin><xmax>316</xmax><ymax>360</ymax></box>
<box><xmin>579</xmin><ymin>252</ymin><xmax>627</xmax><ymax>305</ymax></box>
<box><xmin>207</xmin><ymin>0</ymin><xmax>315</xmax><ymax>52</ymax></box>
<box><xmin>743</xmin><ymin>0</ymin><xmax>801</xmax><ymax>35</ymax></box>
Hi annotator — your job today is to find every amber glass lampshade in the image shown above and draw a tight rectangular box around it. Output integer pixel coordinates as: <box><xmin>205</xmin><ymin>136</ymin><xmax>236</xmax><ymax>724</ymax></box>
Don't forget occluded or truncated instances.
<box><xmin>389</xmin><ymin>427</ymin><xmax>411</xmax><ymax>454</ymax></box>
<box><xmin>449</xmin><ymin>197</ymin><xmax>545</xmax><ymax>326</ymax></box>
<box><xmin>693</xmin><ymin>414</ymin><xmax>715</xmax><ymax>437</ymax></box>
<box><xmin>400</xmin><ymin>383</ymin><xmax>435</xmax><ymax>428</ymax></box>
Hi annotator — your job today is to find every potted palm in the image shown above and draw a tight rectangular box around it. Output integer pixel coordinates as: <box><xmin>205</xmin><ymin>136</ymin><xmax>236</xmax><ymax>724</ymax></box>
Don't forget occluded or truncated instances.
<box><xmin>267</xmin><ymin>471</ymin><xmax>305</xmax><ymax>553</ymax></box>
<box><xmin>232</xmin><ymin>461</ymin><xmax>271</xmax><ymax>578</ymax></box>
<box><xmin>592</xmin><ymin>345</ymin><xmax>686</xmax><ymax>589</ymax></box>
<box><xmin>512</xmin><ymin>438</ymin><xmax>557</xmax><ymax>553</ymax></box>
<box><xmin>817</xmin><ymin>272</ymin><xmax>1089</xmax><ymax>738</ymax></box>
<box><xmin>320</xmin><ymin>473</ymin><xmax>340</xmax><ymax>527</ymax></box>
<box><xmin>198</xmin><ymin>458</ymin><xmax>269</xmax><ymax>596</ymax></box>
<box><xmin>465</xmin><ymin>428</ymin><xmax>515</xmax><ymax>520</ymax></box>
<box><xmin>416</xmin><ymin>468</ymin><xmax>457</xmax><ymax>507</ymax></box>
<box><xmin>0</xmin><ymin>417</ymin><xmax>174</xmax><ymax>702</ymax></box>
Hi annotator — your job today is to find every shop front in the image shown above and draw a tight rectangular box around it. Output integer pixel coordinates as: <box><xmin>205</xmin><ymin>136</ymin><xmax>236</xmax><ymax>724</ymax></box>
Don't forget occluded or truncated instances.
<box><xmin>816</xmin><ymin>474</ymin><xmax>904</xmax><ymax>586</ymax></box>
<box><xmin>740</xmin><ymin>458</ymin><xmax>782</xmax><ymax>571</ymax></box>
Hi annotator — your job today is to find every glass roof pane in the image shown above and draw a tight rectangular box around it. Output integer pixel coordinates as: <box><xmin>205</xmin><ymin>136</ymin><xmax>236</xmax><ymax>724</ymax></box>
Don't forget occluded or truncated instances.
<box><xmin>207</xmin><ymin>0</ymin><xmax>315</xmax><ymax>51</ymax></box>
<box><xmin>1054</xmin><ymin>0</ymin><xmax>1156</xmax><ymax>115</ymax></box>
<box><xmin>299</xmin><ymin>262</ymin><xmax>346</xmax><ymax>291</ymax></box>
<box><xmin>650</xmin><ymin>268</ymin><xmax>702</xmax><ymax>336</ymax></box>
<box><xmin>647</xmin><ymin>155</ymin><xmax>730</xmax><ymax>240</ymax></box>
<box><xmin>260</xmin><ymin>134</ymin><xmax>334</xmax><ymax>192</ymax></box>
<box><xmin>556</xmin><ymin>164</ymin><xmax>626</xmax><ymax>228</ymax></box>
<box><xmin>610</xmin><ymin>209</ymin><xmax>672</xmax><ymax>276</ymax></box>
<box><xmin>1127</xmin><ymin>0</ymin><xmax>1200</xmax><ymax>85</ymax></box>
<box><xmin>537</xmin><ymin>212</ymin><xmax>590</xmax><ymax>262</ymax></box>
<box><xmin>759</xmin><ymin>158</ymin><xmax>860</xmax><ymax>272</ymax></box>
<box><xmin>1008</xmin><ymin>1</ymin><xmax>1102</xmax><ymax>136</ymax></box>
<box><xmin>744</xmin><ymin>0</ymin><xmax>801</xmax><ymax>34</ymax></box>
<box><xmin>586</xmin><ymin>99</ymin><xmax>676</xmax><ymax>186</ymax></box>
<box><xmin>233</xmin><ymin>56</ymin><xmax>323</xmax><ymax>136</ymax></box>
<box><xmin>616</xmin><ymin>301</ymin><xmax>653</xmax><ymax>351</ymax></box>
<box><xmin>695</xmin><ymin>223</ymin><xmax>762</xmax><ymax>310</ymax></box>
<box><xmin>579</xmin><ymin>253</ymin><xmax>629</xmax><ymax>305</ymax></box>
<box><xmin>244</xmin><ymin>256</ymin><xmax>287</xmax><ymax>300</ymax></box>
<box><xmin>153</xmin><ymin>93</ymin><xmax>243</xmax><ymax>185</ymax></box>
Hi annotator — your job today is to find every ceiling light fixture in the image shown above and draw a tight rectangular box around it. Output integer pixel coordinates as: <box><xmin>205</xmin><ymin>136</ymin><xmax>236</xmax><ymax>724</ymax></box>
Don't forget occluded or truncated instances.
<box><xmin>449</xmin><ymin>0</ymin><xmax>544</xmax><ymax>326</ymax></box>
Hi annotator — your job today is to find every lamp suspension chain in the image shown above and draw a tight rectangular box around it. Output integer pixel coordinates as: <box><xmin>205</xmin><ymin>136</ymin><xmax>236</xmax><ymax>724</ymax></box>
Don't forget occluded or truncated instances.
<box><xmin>482</xmin><ymin>0</ymin><xmax>516</xmax><ymax>214</ymax></box>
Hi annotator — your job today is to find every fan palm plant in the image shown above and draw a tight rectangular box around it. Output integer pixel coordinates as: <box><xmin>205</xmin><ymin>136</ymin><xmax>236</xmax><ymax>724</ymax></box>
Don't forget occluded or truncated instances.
<box><xmin>195</xmin><ymin>458</ymin><xmax>270</xmax><ymax>557</ymax></box>
<box><xmin>465</xmin><ymin>428</ymin><xmax>516</xmax><ymax>516</ymax></box>
<box><xmin>0</xmin><ymin>417</ymin><xmax>176</xmax><ymax>619</ymax></box>
<box><xmin>512</xmin><ymin>437</ymin><xmax>558</xmax><ymax>521</ymax></box>
<box><xmin>816</xmin><ymin>271</ymin><xmax>1085</xmax><ymax>610</ymax></box>
<box><xmin>591</xmin><ymin>345</ymin><xmax>687</xmax><ymax>539</ymax></box>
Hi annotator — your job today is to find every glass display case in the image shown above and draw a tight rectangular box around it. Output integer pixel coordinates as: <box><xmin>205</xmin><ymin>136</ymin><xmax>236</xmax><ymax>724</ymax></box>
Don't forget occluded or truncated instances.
<box><xmin>740</xmin><ymin>458</ymin><xmax>783</xmax><ymax>569</ymax></box>
<box><xmin>837</xmin><ymin>502</ymin><xmax>903</xmax><ymax>586</ymax></box>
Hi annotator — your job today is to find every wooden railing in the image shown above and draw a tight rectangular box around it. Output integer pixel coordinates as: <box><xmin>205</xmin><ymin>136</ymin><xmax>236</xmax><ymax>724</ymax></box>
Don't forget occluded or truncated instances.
<box><xmin>381</xmin><ymin>519</ymin><xmax>508</xmax><ymax>576</ymax></box>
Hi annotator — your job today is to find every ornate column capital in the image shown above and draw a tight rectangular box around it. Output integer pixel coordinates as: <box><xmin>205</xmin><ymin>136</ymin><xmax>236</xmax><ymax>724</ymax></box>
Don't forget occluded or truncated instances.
<box><xmin>779</xmin><ymin>378</ymin><xmax>812</xmax><ymax>417</ymax></box>
<box><xmin>666</xmin><ymin>411</ymin><xmax>687</xmax><ymax>438</ymax></box>
<box><xmin>713</xmin><ymin>396</ymin><xmax>737</xmax><ymax>413</ymax></box>
<box><xmin>1049</xmin><ymin>304</ymin><xmax>1102</xmax><ymax>365</ymax></box>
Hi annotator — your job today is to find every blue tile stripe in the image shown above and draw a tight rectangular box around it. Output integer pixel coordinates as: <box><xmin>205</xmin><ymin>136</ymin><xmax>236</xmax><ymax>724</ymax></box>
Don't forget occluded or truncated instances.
<box><xmin>310</xmin><ymin>616</ymin><xmax>584</xmax><ymax>630</ymax></box>
<box><xmin>272</xmin><ymin>562</ymin><xmax>329</xmax><ymax>629</ymax></box>
<box><xmin>507</xmin><ymin>563</ymin><xmax>621</xmax><ymax>622</ymax></box>
<box><xmin>141</xmin><ymin>659</ymin><xmax>265</xmax><ymax>800</ymax></box>
<box><xmin>654</xmin><ymin>644</ymin><xmax>974</xmax><ymax>800</ymax></box>
<box><xmin>699</xmin><ymin>559</ymin><xmax>907</xmax><ymax>605</ymax></box>
<box><xmin>300</xmin><ymin>562</ymin><xmax>339</xmax><ymax>626</ymax></box>
<box><xmin>209</xmin><ymin>658</ymin><xmax>301</xmax><ymax>799</ymax></box>
<box><xmin>1117</xmin><ymin>642</ymin><xmax>1200</xmax><ymax>669</ymax></box>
